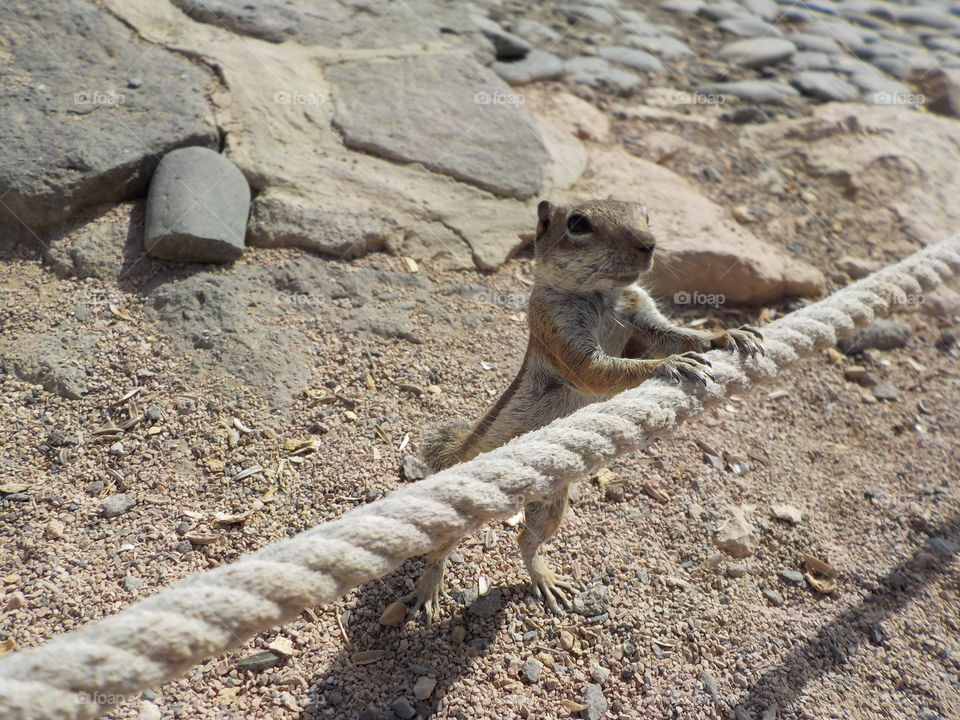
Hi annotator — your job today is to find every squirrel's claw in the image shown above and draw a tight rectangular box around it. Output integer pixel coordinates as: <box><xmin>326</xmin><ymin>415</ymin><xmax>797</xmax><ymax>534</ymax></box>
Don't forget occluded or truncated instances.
<box><xmin>714</xmin><ymin>326</ymin><xmax>765</xmax><ymax>357</ymax></box>
<box><xmin>402</xmin><ymin>584</ymin><xmax>450</xmax><ymax>624</ymax></box>
<box><xmin>731</xmin><ymin>326</ymin><xmax>765</xmax><ymax>357</ymax></box>
<box><xmin>660</xmin><ymin>354</ymin><xmax>714</xmax><ymax>386</ymax></box>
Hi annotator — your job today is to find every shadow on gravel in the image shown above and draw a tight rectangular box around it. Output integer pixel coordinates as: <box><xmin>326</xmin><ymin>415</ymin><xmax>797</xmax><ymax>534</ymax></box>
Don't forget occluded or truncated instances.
<box><xmin>737</xmin><ymin>511</ymin><xmax>960</xmax><ymax>716</ymax></box>
<box><xmin>300</xmin><ymin>562</ymin><xmax>525</xmax><ymax>720</ymax></box>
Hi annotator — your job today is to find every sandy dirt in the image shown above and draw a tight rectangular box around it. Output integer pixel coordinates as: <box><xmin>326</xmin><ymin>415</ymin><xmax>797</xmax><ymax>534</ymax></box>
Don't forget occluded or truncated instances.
<box><xmin>2</xmin><ymin>82</ymin><xmax>960</xmax><ymax>720</ymax></box>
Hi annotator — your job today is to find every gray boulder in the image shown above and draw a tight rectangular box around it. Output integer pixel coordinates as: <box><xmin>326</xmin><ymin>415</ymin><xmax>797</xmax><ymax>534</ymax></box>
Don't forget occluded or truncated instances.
<box><xmin>145</xmin><ymin>147</ymin><xmax>250</xmax><ymax>263</ymax></box>
<box><xmin>326</xmin><ymin>54</ymin><xmax>549</xmax><ymax>199</ymax></box>
<box><xmin>0</xmin><ymin>0</ymin><xmax>217</xmax><ymax>244</ymax></box>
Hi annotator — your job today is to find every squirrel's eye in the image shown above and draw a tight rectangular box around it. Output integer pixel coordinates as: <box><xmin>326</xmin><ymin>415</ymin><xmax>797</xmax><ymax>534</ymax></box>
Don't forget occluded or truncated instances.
<box><xmin>566</xmin><ymin>212</ymin><xmax>593</xmax><ymax>234</ymax></box>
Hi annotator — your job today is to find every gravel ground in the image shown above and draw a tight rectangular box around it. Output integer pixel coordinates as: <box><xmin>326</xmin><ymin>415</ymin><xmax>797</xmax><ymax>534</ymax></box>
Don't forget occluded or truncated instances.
<box><xmin>2</xmin><ymin>85</ymin><xmax>960</xmax><ymax>720</ymax></box>
<box><xmin>1</xmin><ymin>230</ymin><xmax>958</xmax><ymax>720</ymax></box>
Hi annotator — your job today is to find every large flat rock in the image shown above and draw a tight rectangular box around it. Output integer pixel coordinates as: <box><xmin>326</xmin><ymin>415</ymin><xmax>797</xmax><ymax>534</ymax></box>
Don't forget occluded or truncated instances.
<box><xmin>571</xmin><ymin>147</ymin><xmax>825</xmax><ymax>304</ymax></box>
<box><xmin>325</xmin><ymin>54</ymin><xmax>549</xmax><ymax>199</ymax></box>
<box><xmin>742</xmin><ymin>103</ymin><xmax>960</xmax><ymax>244</ymax></box>
<box><xmin>0</xmin><ymin>0</ymin><xmax>218</xmax><ymax>244</ymax></box>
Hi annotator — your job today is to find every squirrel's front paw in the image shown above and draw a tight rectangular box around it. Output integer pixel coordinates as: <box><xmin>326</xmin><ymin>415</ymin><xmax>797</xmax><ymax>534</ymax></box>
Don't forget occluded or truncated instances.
<box><xmin>658</xmin><ymin>351</ymin><xmax>714</xmax><ymax>385</ymax></box>
<box><xmin>713</xmin><ymin>326</ymin><xmax>764</xmax><ymax>357</ymax></box>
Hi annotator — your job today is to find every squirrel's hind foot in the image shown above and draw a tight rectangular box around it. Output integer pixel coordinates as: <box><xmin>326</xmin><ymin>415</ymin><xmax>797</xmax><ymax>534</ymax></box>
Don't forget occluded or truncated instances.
<box><xmin>528</xmin><ymin>556</ymin><xmax>578</xmax><ymax>615</ymax></box>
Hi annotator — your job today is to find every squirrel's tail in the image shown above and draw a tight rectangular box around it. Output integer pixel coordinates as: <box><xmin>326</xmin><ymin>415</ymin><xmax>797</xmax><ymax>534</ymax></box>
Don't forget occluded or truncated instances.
<box><xmin>420</xmin><ymin>420</ymin><xmax>472</xmax><ymax>472</ymax></box>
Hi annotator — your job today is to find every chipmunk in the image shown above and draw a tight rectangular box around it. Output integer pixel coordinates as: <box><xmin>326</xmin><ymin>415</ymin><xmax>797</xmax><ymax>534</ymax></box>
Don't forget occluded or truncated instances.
<box><xmin>406</xmin><ymin>199</ymin><xmax>763</xmax><ymax>621</ymax></box>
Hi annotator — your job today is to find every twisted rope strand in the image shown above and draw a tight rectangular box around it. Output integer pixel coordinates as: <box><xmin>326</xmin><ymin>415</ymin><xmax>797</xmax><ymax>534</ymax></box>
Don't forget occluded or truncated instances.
<box><xmin>2</xmin><ymin>234</ymin><xmax>958</xmax><ymax>720</ymax></box>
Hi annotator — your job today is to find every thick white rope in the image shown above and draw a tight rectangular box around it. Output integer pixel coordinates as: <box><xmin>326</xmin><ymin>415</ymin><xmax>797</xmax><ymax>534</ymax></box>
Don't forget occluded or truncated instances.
<box><xmin>1</xmin><ymin>235</ymin><xmax>958</xmax><ymax>720</ymax></box>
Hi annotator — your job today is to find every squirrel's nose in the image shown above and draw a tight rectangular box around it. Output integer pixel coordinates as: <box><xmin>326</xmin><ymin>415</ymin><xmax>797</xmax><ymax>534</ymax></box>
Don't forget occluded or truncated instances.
<box><xmin>631</xmin><ymin>231</ymin><xmax>656</xmax><ymax>252</ymax></box>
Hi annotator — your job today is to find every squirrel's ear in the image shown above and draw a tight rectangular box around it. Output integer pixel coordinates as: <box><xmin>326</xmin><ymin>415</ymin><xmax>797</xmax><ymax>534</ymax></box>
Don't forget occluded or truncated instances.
<box><xmin>536</xmin><ymin>200</ymin><xmax>554</xmax><ymax>242</ymax></box>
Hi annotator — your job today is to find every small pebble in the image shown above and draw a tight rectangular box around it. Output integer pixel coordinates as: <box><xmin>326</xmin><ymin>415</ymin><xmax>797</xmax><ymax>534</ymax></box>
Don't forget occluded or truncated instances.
<box><xmin>520</xmin><ymin>658</ymin><xmax>542</xmax><ymax>684</ymax></box>
<box><xmin>412</xmin><ymin>676</ymin><xmax>436</xmax><ymax>701</ymax></box>
<box><xmin>101</xmin><ymin>493</ymin><xmax>136</xmax><ymax>518</ymax></box>
<box><xmin>763</xmin><ymin>589</ymin><xmax>785</xmax><ymax>606</ymax></box>
<box><xmin>390</xmin><ymin>696</ymin><xmax>416</xmax><ymax>720</ymax></box>
<box><xmin>779</xmin><ymin>570</ymin><xmax>806</xmax><ymax>585</ymax></box>
<box><xmin>727</xmin><ymin>563</ymin><xmax>749</xmax><ymax>578</ymax></box>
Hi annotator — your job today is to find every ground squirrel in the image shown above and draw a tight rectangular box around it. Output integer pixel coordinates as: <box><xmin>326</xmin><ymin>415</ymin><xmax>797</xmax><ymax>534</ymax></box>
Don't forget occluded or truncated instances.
<box><xmin>406</xmin><ymin>198</ymin><xmax>763</xmax><ymax>620</ymax></box>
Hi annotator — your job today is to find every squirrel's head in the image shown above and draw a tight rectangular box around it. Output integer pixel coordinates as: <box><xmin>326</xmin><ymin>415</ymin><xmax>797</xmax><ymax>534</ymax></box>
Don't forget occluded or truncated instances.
<box><xmin>533</xmin><ymin>199</ymin><xmax>655</xmax><ymax>292</ymax></box>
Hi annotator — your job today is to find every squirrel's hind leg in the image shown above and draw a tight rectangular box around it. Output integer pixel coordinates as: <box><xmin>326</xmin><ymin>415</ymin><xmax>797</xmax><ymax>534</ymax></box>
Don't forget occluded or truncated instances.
<box><xmin>403</xmin><ymin>539</ymin><xmax>458</xmax><ymax>623</ymax></box>
<box><xmin>519</xmin><ymin>486</ymin><xmax>579</xmax><ymax>614</ymax></box>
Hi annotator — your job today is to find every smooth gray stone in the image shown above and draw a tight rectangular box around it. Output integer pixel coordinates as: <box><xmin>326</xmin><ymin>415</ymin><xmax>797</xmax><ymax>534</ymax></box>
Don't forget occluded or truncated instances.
<box><xmin>629</xmin><ymin>34</ymin><xmax>695</xmax><ymax>58</ymax></box>
<box><xmin>868</xmin><ymin>39</ymin><xmax>926</xmax><ymax>59</ymax></box>
<box><xmin>864</xmin><ymin>0</ymin><xmax>897</xmax><ymax>21</ymax></box>
<box><xmin>699</xmin><ymin>0</ymin><xmax>753</xmax><ymax>20</ymax></box>
<box><xmin>925</xmin><ymin>35</ymin><xmax>960</xmax><ymax>53</ymax></box>
<box><xmin>493</xmin><ymin>50</ymin><xmax>566</xmax><ymax>84</ymax></box>
<box><xmin>719</xmin><ymin>16</ymin><xmax>784</xmax><ymax>37</ymax></box>
<box><xmin>696</xmin><ymin>80</ymin><xmax>800</xmax><ymax>103</ymax></box>
<box><xmin>839</xmin><ymin>320</ymin><xmax>912</xmax><ymax>352</ymax></box>
<box><xmin>851</xmin><ymin>71</ymin><xmax>909</xmax><ymax>96</ymax></box>
<box><xmin>659</xmin><ymin>0</ymin><xmax>704</xmax><ymax>13</ymax></box>
<box><xmin>905</xmin><ymin>53</ymin><xmax>944</xmax><ymax>74</ymax></box>
<box><xmin>326</xmin><ymin>54</ymin><xmax>549</xmax><ymax>199</ymax></box>
<box><xmin>471</xmin><ymin>14</ymin><xmax>532</xmax><ymax>60</ymax></box>
<box><xmin>871</xmin><ymin>55</ymin><xmax>911</xmax><ymax>78</ymax></box>
<box><xmin>787</xmin><ymin>32</ymin><xmax>844</xmax><ymax>53</ymax></box>
<box><xmin>561</xmin><ymin>5</ymin><xmax>617</xmax><ymax>24</ymax></box>
<box><xmin>718</xmin><ymin>38</ymin><xmax>797</xmax><ymax>67</ymax></box>
<box><xmin>842</xmin><ymin>11</ymin><xmax>893</xmax><ymax>30</ymax></box>
<box><xmin>896</xmin><ymin>7</ymin><xmax>960</xmax><ymax>31</ymax></box>
<box><xmin>877</xmin><ymin>26</ymin><xmax>918</xmax><ymax>43</ymax></box>
<box><xmin>780</xmin><ymin>7</ymin><xmax>815</xmax><ymax>22</ymax></box>
<box><xmin>829</xmin><ymin>54</ymin><xmax>880</xmax><ymax>74</ymax></box>
<box><xmin>792</xmin><ymin>71</ymin><xmax>861</xmax><ymax>101</ymax></box>
<box><xmin>804</xmin><ymin>18</ymin><xmax>873</xmax><ymax>56</ymax></box>
<box><xmin>802</xmin><ymin>0</ymin><xmax>840</xmax><ymax>15</ymax></box>
<box><xmin>616</xmin><ymin>9</ymin><xmax>652</xmax><ymax>24</ymax></box>
<box><xmin>145</xmin><ymin>147</ymin><xmax>250</xmax><ymax>263</ymax></box>
<box><xmin>597</xmin><ymin>45</ymin><xmax>666</xmax><ymax>73</ymax></box>
<box><xmin>742</xmin><ymin>0</ymin><xmax>781</xmax><ymax>21</ymax></box>
<box><xmin>623</xmin><ymin>18</ymin><xmax>666</xmax><ymax>35</ymax></box>
<box><xmin>565</xmin><ymin>56</ymin><xmax>643</xmax><ymax>87</ymax></box>
<box><xmin>792</xmin><ymin>51</ymin><xmax>836</xmax><ymax>70</ymax></box>
<box><xmin>511</xmin><ymin>18</ymin><xmax>560</xmax><ymax>40</ymax></box>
